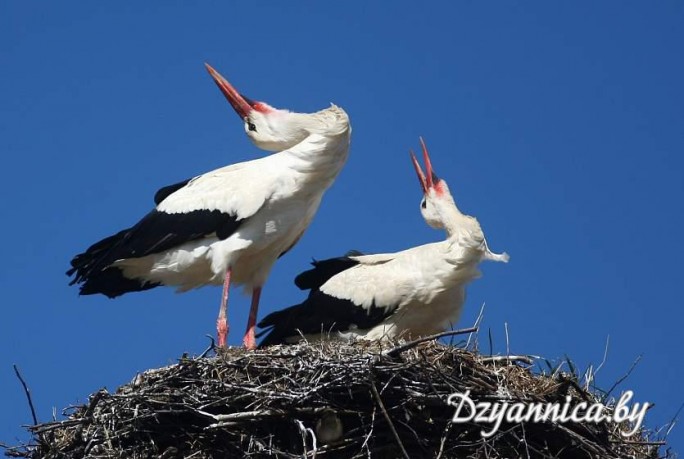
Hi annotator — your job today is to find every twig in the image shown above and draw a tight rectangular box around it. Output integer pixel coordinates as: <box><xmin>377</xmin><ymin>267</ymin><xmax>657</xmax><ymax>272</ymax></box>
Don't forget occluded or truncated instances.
<box><xmin>481</xmin><ymin>355</ymin><xmax>534</xmax><ymax>365</ymax></box>
<box><xmin>504</xmin><ymin>322</ymin><xmax>510</xmax><ymax>356</ymax></box>
<box><xmin>609</xmin><ymin>439</ymin><xmax>666</xmax><ymax>445</ymax></box>
<box><xmin>199</xmin><ymin>335</ymin><xmax>216</xmax><ymax>359</ymax></box>
<box><xmin>200</xmin><ymin>407</ymin><xmax>355</xmax><ymax>428</ymax></box>
<box><xmin>465</xmin><ymin>303</ymin><xmax>485</xmax><ymax>349</ymax></box>
<box><xmin>594</xmin><ymin>335</ymin><xmax>610</xmax><ymax>377</ymax></box>
<box><xmin>382</xmin><ymin>327</ymin><xmax>478</xmax><ymax>357</ymax></box>
<box><xmin>84</xmin><ymin>389</ymin><xmax>107</xmax><ymax>418</ymax></box>
<box><xmin>605</xmin><ymin>355</ymin><xmax>642</xmax><ymax>400</ymax></box>
<box><xmin>0</xmin><ymin>442</ymin><xmax>27</xmax><ymax>458</ymax></box>
<box><xmin>488</xmin><ymin>328</ymin><xmax>493</xmax><ymax>356</ymax></box>
<box><xmin>556</xmin><ymin>424</ymin><xmax>604</xmax><ymax>456</ymax></box>
<box><xmin>520</xmin><ymin>421</ymin><xmax>531</xmax><ymax>459</ymax></box>
<box><xmin>359</xmin><ymin>406</ymin><xmax>376</xmax><ymax>453</ymax></box>
<box><xmin>369</xmin><ymin>378</ymin><xmax>410</xmax><ymax>459</ymax></box>
<box><xmin>665</xmin><ymin>401</ymin><xmax>683</xmax><ymax>437</ymax></box>
<box><xmin>200</xmin><ymin>409</ymin><xmax>276</xmax><ymax>426</ymax></box>
<box><xmin>435</xmin><ymin>420</ymin><xmax>452</xmax><ymax>459</ymax></box>
<box><xmin>29</xmin><ymin>419</ymin><xmax>85</xmax><ymax>434</ymax></box>
<box><xmin>13</xmin><ymin>364</ymin><xmax>38</xmax><ymax>425</ymax></box>
<box><xmin>294</xmin><ymin>419</ymin><xmax>317</xmax><ymax>458</ymax></box>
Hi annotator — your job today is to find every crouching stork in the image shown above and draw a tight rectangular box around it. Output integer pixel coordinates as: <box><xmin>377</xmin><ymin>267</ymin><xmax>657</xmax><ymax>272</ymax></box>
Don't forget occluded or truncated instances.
<box><xmin>258</xmin><ymin>139</ymin><xmax>507</xmax><ymax>346</ymax></box>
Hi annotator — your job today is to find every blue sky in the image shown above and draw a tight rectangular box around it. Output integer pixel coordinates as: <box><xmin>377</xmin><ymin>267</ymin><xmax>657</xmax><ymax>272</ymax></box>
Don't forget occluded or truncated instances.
<box><xmin>1</xmin><ymin>1</ymin><xmax>682</xmax><ymax>452</ymax></box>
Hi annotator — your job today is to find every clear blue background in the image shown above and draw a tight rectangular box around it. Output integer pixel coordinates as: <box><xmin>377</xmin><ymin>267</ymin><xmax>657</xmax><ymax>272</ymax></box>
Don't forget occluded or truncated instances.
<box><xmin>1</xmin><ymin>1</ymin><xmax>682</xmax><ymax>453</ymax></box>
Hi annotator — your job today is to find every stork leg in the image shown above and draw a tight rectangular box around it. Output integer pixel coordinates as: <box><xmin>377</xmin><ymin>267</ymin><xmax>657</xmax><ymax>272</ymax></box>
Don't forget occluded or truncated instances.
<box><xmin>217</xmin><ymin>269</ymin><xmax>231</xmax><ymax>348</ymax></box>
<box><xmin>243</xmin><ymin>287</ymin><xmax>262</xmax><ymax>350</ymax></box>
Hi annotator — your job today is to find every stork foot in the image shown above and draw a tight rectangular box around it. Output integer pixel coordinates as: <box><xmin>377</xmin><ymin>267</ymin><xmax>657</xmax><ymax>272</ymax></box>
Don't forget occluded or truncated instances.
<box><xmin>243</xmin><ymin>286</ymin><xmax>261</xmax><ymax>350</ymax></box>
<box><xmin>217</xmin><ymin>317</ymin><xmax>228</xmax><ymax>348</ymax></box>
<box><xmin>243</xmin><ymin>328</ymin><xmax>256</xmax><ymax>350</ymax></box>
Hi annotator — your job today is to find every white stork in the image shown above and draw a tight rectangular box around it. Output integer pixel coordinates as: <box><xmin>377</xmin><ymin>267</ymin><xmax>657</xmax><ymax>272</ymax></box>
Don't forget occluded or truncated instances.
<box><xmin>258</xmin><ymin>139</ymin><xmax>508</xmax><ymax>345</ymax></box>
<box><xmin>68</xmin><ymin>64</ymin><xmax>351</xmax><ymax>349</ymax></box>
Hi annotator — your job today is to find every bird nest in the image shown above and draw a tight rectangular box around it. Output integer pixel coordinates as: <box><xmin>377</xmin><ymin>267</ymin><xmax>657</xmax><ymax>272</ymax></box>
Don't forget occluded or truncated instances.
<box><xmin>4</xmin><ymin>333</ymin><xmax>672</xmax><ymax>459</ymax></box>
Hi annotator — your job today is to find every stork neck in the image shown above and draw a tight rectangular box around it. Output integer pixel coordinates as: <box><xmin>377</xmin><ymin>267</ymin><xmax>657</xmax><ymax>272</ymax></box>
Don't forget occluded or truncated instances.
<box><xmin>440</xmin><ymin>205</ymin><xmax>482</xmax><ymax>242</ymax></box>
<box><xmin>282</xmin><ymin>106</ymin><xmax>351</xmax><ymax>184</ymax></box>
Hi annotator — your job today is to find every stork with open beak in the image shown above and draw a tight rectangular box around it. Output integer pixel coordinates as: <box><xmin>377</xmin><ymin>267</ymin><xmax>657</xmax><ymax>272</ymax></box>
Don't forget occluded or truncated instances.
<box><xmin>258</xmin><ymin>139</ymin><xmax>508</xmax><ymax>345</ymax></box>
<box><xmin>68</xmin><ymin>64</ymin><xmax>351</xmax><ymax>349</ymax></box>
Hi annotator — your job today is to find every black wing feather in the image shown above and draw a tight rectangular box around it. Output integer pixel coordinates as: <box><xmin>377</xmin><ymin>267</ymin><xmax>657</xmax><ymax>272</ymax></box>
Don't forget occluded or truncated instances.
<box><xmin>259</xmin><ymin>250</ymin><xmax>400</xmax><ymax>347</ymax></box>
<box><xmin>258</xmin><ymin>290</ymin><xmax>398</xmax><ymax>347</ymax></box>
<box><xmin>153</xmin><ymin>178</ymin><xmax>192</xmax><ymax>205</ymax></box>
<box><xmin>68</xmin><ymin>208</ymin><xmax>243</xmax><ymax>297</ymax></box>
<box><xmin>119</xmin><ymin>209</ymin><xmax>241</xmax><ymax>257</ymax></box>
<box><xmin>294</xmin><ymin>250</ymin><xmax>363</xmax><ymax>290</ymax></box>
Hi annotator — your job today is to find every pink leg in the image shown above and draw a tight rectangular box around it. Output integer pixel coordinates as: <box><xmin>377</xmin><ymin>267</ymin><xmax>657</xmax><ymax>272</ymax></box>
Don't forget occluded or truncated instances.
<box><xmin>217</xmin><ymin>269</ymin><xmax>231</xmax><ymax>348</ymax></box>
<box><xmin>243</xmin><ymin>287</ymin><xmax>261</xmax><ymax>350</ymax></box>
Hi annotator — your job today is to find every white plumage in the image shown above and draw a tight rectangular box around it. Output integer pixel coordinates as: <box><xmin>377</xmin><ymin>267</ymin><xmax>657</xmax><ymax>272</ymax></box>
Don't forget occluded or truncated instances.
<box><xmin>258</xmin><ymin>139</ymin><xmax>508</xmax><ymax>345</ymax></box>
<box><xmin>68</xmin><ymin>64</ymin><xmax>351</xmax><ymax>349</ymax></box>
<box><xmin>115</xmin><ymin>118</ymin><xmax>349</xmax><ymax>291</ymax></box>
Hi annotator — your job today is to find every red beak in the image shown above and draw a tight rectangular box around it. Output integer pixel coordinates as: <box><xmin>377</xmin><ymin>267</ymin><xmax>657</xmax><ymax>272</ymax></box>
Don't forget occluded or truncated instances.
<box><xmin>410</xmin><ymin>137</ymin><xmax>438</xmax><ymax>193</ymax></box>
<box><xmin>410</xmin><ymin>150</ymin><xmax>427</xmax><ymax>193</ymax></box>
<box><xmin>420</xmin><ymin>137</ymin><xmax>436</xmax><ymax>189</ymax></box>
<box><xmin>205</xmin><ymin>63</ymin><xmax>253</xmax><ymax>119</ymax></box>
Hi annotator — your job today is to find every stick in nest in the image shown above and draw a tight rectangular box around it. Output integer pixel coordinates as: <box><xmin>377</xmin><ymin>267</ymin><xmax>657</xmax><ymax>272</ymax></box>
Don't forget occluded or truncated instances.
<box><xmin>382</xmin><ymin>327</ymin><xmax>478</xmax><ymax>357</ymax></box>
<box><xmin>369</xmin><ymin>376</ymin><xmax>410</xmax><ymax>459</ymax></box>
<box><xmin>13</xmin><ymin>364</ymin><xmax>38</xmax><ymax>425</ymax></box>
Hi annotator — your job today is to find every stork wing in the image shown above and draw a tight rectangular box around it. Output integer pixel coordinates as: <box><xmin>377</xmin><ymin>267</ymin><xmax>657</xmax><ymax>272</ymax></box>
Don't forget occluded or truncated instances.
<box><xmin>257</xmin><ymin>289</ymin><xmax>398</xmax><ymax>346</ymax></box>
<box><xmin>68</xmin><ymin>158</ymin><xmax>282</xmax><ymax>286</ymax></box>
<box><xmin>293</xmin><ymin>250</ymin><xmax>399</xmax><ymax>291</ymax></box>
<box><xmin>349</xmin><ymin>252</ymin><xmax>397</xmax><ymax>265</ymax></box>
<box><xmin>137</xmin><ymin>159</ymin><xmax>284</xmax><ymax>256</ymax></box>
<box><xmin>155</xmin><ymin>160</ymin><xmax>273</xmax><ymax>219</ymax></box>
<box><xmin>294</xmin><ymin>250</ymin><xmax>364</xmax><ymax>290</ymax></box>
<box><xmin>318</xmin><ymin>259</ymin><xmax>411</xmax><ymax>311</ymax></box>
<box><xmin>154</xmin><ymin>178</ymin><xmax>192</xmax><ymax>205</ymax></box>
<box><xmin>259</xmin><ymin>252</ymin><xmax>409</xmax><ymax>345</ymax></box>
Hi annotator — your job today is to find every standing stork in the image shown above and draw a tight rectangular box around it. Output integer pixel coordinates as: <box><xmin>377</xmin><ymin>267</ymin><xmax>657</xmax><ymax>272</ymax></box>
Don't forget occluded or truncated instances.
<box><xmin>67</xmin><ymin>64</ymin><xmax>351</xmax><ymax>349</ymax></box>
<box><xmin>258</xmin><ymin>139</ymin><xmax>507</xmax><ymax>345</ymax></box>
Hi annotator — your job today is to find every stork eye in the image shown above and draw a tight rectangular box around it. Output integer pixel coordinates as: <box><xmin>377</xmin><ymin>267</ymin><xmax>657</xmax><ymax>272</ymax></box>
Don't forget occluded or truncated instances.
<box><xmin>421</xmin><ymin>198</ymin><xmax>427</xmax><ymax>209</ymax></box>
<box><xmin>247</xmin><ymin>121</ymin><xmax>257</xmax><ymax>132</ymax></box>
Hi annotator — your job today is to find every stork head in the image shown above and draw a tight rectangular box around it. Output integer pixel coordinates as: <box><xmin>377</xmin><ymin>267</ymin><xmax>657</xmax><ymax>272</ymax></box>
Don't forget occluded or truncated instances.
<box><xmin>410</xmin><ymin>139</ymin><xmax>509</xmax><ymax>262</ymax></box>
<box><xmin>410</xmin><ymin>138</ymin><xmax>463</xmax><ymax>231</ymax></box>
<box><xmin>205</xmin><ymin>63</ymin><xmax>311</xmax><ymax>152</ymax></box>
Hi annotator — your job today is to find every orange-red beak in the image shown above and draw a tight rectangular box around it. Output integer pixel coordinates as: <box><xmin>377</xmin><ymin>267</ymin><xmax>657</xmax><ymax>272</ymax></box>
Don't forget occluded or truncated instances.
<box><xmin>205</xmin><ymin>63</ymin><xmax>253</xmax><ymax>119</ymax></box>
<box><xmin>410</xmin><ymin>137</ymin><xmax>438</xmax><ymax>193</ymax></box>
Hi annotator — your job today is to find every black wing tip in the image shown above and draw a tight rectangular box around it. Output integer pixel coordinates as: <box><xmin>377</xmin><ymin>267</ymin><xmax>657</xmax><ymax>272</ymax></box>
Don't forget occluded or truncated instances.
<box><xmin>258</xmin><ymin>290</ymin><xmax>399</xmax><ymax>348</ymax></box>
<box><xmin>67</xmin><ymin>239</ymin><xmax>160</xmax><ymax>298</ymax></box>
<box><xmin>308</xmin><ymin>250</ymin><xmax>362</xmax><ymax>268</ymax></box>
<box><xmin>257</xmin><ymin>302</ymin><xmax>306</xmax><ymax>347</ymax></box>
<box><xmin>257</xmin><ymin>304</ymin><xmax>295</xmax><ymax>329</ymax></box>
<box><xmin>75</xmin><ymin>267</ymin><xmax>161</xmax><ymax>298</ymax></box>
<box><xmin>256</xmin><ymin>330</ymin><xmax>281</xmax><ymax>348</ymax></box>
<box><xmin>153</xmin><ymin>178</ymin><xmax>192</xmax><ymax>205</ymax></box>
<box><xmin>293</xmin><ymin>272</ymin><xmax>310</xmax><ymax>290</ymax></box>
<box><xmin>66</xmin><ymin>227</ymin><xmax>133</xmax><ymax>285</ymax></box>
<box><xmin>294</xmin><ymin>251</ymin><xmax>363</xmax><ymax>291</ymax></box>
